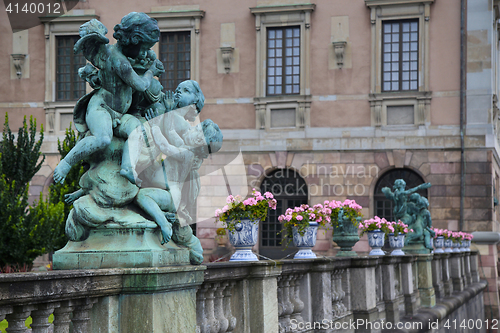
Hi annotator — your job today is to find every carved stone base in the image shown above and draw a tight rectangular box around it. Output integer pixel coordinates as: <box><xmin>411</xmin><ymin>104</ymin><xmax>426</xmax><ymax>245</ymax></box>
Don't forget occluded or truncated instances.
<box><xmin>53</xmin><ymin>224</ymin><xmax>190</xmax><ymax>269</ymax></box>
<box><xmin>403</xmin><ymin>243</ymin><xmax>431</xmax><ymax>255</ymax></box>
<box><xmin>91</xmin><ymin>266</ymin><xmax>204</xmax><ymax>333</ymax></box>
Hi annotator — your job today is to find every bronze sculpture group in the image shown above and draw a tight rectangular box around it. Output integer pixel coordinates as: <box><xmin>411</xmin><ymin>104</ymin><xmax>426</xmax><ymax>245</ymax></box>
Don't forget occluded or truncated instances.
<box><xmin>53</xmin><ymin>12</ymin><xmax>223</xmax><ymax>265</ymax></box>
<box><xmin>382</xmin><ymin>179</ymin><xmax>435</xmax><ymax>250</ymax></box>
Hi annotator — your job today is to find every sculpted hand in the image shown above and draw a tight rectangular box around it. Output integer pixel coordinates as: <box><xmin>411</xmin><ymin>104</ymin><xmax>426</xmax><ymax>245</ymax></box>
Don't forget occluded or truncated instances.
<box><xmin>64</xmin><ymin>190</ymin><xmax>82</xmax><ymax>204</ymax></box>
<box><xmin>149</xmin><ymin>59</ymin><xmax>165</xmax><ymax>77</ymax></box>
<box><xmin>145</xmin><ymin>108</ymin><xmax>161</xmax><ymax>127</ymax></box>
<box><xmin>163</xmin><ymin>90</ymin><xmax>176</xmax><ymax>111</ymax></box>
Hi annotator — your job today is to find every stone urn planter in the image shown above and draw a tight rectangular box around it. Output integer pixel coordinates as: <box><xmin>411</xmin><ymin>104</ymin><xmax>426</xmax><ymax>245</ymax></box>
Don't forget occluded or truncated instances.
<box><xmin>452</xmin><ymin>240</ymin><xmax>461</xmax><ymax>253</ymax></box>
<box><xmin>227</xmin><ymin>219</ymin><xmax>259</xmax><ymax>261</ymax></box>
<box><xmin>292</xmin><ymin>222</ymin><xmax>319</xmax><ymax>259</ymax></box>
<box><xmin>367</xmin><ymin>229</ymin><xmax>385</xmax><ymax>256</ymax></box>
<box><xmin>331</xmin><ymin>217</ymin><xmax>360</xmax><ymax>257</ymax></box>
<box><xmin>443</xmin><ymin>239</ymin><xmax>453</xmax><ymax>253</ymax></box>
<box><xmin>388</xmin><ymin>233</ymin><xmax>405</xmax><ymax>256</ymax></box>
<box><xmin>433</xmin><ymin>236</ymin><xmax>444</xmax><ymax>253</ymax></box>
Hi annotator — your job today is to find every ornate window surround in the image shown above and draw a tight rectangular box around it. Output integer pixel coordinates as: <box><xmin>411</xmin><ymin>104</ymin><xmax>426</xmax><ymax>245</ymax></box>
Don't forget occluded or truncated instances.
<box><xmin>365</xmin><ymin>0</ymin><xmax>434</xmax><ymax>127</ymax></box>
<box><xmin>147</xmin><ymin>8</ymin><xmax>205</xmax><ymax>86</ymax></box>
<box><xmin>41</xmin><ymin>11</ymin><xmax>98</xmax><ymax>134</ymax></box>
<box><xmin>250</xmin><ymin>4</ymin><xmax>315</xmax><ymax>130</ymax></box>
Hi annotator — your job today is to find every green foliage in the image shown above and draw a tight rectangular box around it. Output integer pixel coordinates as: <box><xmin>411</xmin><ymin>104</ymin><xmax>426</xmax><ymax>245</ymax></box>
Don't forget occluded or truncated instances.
<box><xmin>47</xmin><ymin>126</ymin><xmax>85</xmax><ymax>250</ymax></box>
<box><xmin>215</xmin><ymin>191</ymin><xmax>277</xmax><ymax>232</ymax></box>
<box><xmin>0</xmin><ymin>114</ymin><xmax>67</xmax><ymax>268</ymax></box>
<box><xmin>1</xmin><ymin>114</ymin><xmax>44</xmax><ymax>197</ymax></box>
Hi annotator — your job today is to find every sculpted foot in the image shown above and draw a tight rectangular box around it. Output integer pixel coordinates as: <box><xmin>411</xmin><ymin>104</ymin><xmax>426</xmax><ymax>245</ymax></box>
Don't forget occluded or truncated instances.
<box><xmin>120</xmin><ymin>167</ymin><xmax>142</xmax><ymax>186</ymax></box>
<box><xmin>160</xmin><ymin>223</ymin><xmax>172</xmax><ymax>245</ymax></box>
<box><xmin>53</xmin><ymin>159</ymin><xmax>71</xmax><ymax>184</ymax></box>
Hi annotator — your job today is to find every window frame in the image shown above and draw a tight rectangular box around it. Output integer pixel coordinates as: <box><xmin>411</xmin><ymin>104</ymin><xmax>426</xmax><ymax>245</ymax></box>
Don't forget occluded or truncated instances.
<box><xmin>148</xmin><ymin>9</ymin><xmax>204</xmax><ymax>88</ymax></box>
<box><xmin>365</xmin><ymin>0</ymin><xmax>434</xmax><ymax>127</ymax></box>
<box><xmin>41</xmin><ymin>12</ymin><xmax>97</xmax><ymax>134</ymax></box>
<box><xmin>55</xmin><ymin>35</ymin><xmax>87</xmax><ymax>101</ymax></box>
<box><xmin>381</xmin><ymin>19</ymin><xmax>419</xmax><ymax>93</ymax></box>
<box><xmin>266</xmin><ymin>26</ymin><xmax>301</xmax><ymax>96</ymax></box>
<box><xmin>251</xmin><ymin>4</ymin><xmax>315</xmax><ymax>130</ymax></box>
<box><xmin>159</xmin><ymin>31</ymin><xmax>192</xmax><ymax>92</ymax></box>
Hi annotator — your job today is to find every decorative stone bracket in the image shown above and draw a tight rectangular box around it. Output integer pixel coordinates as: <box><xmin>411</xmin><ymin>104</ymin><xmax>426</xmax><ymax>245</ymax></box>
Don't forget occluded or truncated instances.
<box><xmin>332</xmin><ymin>41</ymin><xmax>347</xmax><ymax>69</ymax></box>
<box><xmin>11</xmin><ymin>54</ymin><xmax>26</xmax><ymax>78</ymax></box>
<box><xmin>220</xmin><ymin>47</ymin><xmax>234</xmax><ymax>74</ymax></box>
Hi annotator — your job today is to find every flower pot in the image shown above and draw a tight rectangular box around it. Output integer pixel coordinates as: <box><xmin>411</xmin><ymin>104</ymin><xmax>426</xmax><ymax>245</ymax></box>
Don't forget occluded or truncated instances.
<box><xmin>443</xmin><ymin>239</ymin><xmax>453</xmax><ymax>253</ymax></box>
<box><xmin>465</xmin><ymin>240</ymin><xmax>471</xmax><ymax>252</ymax></box>
<box><xmin>452</xmin><ymin>240</ymin><xmax>461</xmax><ymax>253</ymax></box>
<box><xmin>367</xmin><ymin>229</ymin><xmax>385</xmax><ymax>256</ymax></box>
<box><xmin>332</xmin><ymin>217</ymin><xmax>360</xmax><ymax>257</ymax></box>
<box><xmin>292</xmin><ymin>222</ymin><xmax>318</xmax><ymax>259</ymax></box>
<box><xmin>433</xmin><ymin>236</ymin><xmax>444</xmax><ymax>253</ymax></box>
<box><xmin>388</xmin><ymin>233</ymin><xmax>405</xmax><ymax>256</ymax></box>
<box><xmin>227</xmin><ymin>219</ymin><xmax>259</xmax><ymax>261</ymax></box>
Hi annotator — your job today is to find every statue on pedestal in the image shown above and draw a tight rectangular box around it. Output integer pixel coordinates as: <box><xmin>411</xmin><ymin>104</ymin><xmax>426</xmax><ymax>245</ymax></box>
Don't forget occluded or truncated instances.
<box><xmin>52</xmin><ymin>13</ymin><xmax>223</xmax><ymax>268</ymax></box>
<box><xmin>382</xmin><ymin>179</ymin><xmax>434</xmax><ymax>252</ymax></box>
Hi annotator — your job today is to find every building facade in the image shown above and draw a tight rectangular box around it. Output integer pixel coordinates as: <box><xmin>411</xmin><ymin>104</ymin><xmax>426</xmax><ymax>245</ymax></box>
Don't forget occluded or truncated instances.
<box><xmin>2</xmin><ymin>0</ymin><xmax>500</xmax><ymax>318</ymax></box>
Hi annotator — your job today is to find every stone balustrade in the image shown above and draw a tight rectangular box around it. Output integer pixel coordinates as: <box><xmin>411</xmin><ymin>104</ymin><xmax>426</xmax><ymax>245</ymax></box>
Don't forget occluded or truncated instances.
<box><xmin>0</xmin><ymin>252</ymin><xmax>487</xmax><ymax>333</ymax></box>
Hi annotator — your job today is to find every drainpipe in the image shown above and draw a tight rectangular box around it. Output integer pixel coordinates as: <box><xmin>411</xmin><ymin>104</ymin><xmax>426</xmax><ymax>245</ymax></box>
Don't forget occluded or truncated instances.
<box><xmin>460</xmin><ymin>0</ymin><xmax>467</xmax><ymax>231</ymax></box>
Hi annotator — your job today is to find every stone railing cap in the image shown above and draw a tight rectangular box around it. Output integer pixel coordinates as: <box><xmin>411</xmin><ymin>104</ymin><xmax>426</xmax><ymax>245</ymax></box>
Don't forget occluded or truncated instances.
<box><xmin>471</xmin><ymin>232</ymin><xmax>500</xmax><ymax>245</ymax></box>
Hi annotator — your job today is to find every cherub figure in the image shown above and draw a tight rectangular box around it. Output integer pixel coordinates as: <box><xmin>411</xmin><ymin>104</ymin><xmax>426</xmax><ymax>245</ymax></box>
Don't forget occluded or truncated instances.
<box><xmin>53</xmin><ymin>12</ymin><xmax>164</xmax><ymax>186</ymax></box>
<box><xmin>381</xmin><ymin>179</ymin><xmax>431</xmax><ymax>224</ymax></box>
<box><xmin>406</xmin><ymin>193</ymin><xmax>435</xmax><ymax>249</ymax></box>
<box><xmin>135</xmin><ymin>117</ymin><xmax>223</xmax><ymax>263</ymax></box>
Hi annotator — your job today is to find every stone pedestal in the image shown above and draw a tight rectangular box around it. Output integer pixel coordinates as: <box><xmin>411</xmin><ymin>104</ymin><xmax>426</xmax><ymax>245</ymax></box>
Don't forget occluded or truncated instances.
<box><xmin>53</xmin><ymin>223</ymin><xmax>190</xmax><ymax>270</ymax></box>
<box><xmin>403</xmin><ymin>243</ymin><xmax>431</xmax><ymax>255</ymax></box>
<box><xmin>415</xmin><ymin>254</ymin><xmax>435</xmax><ymax>307</ymax></box>
<box><xmin>91</xmin><ymin>266</ymin><xmax>205</xmax><ymax>333</ymax></box>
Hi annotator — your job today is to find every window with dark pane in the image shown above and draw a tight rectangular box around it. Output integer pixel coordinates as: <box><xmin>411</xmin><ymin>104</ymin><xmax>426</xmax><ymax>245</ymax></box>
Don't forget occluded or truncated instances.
<box><xmin>374</xmin><ymin>168</ymin><xmax>427</xmax><ymax>221</ymax></box>
<box><xmin>159</xmin><ymin>31</ymin><xmax>191</xmax><ymax>92</ymax></box>
<box><xmin>267</xmin><ymin>26</ymin><xmax>300</xmax><ymax>96</ymax></box>
<box><xmin>382</xmin><ymin>20</ymin><xmax>418</xmax><ymax>92</ymax></box>
<box><xmin>260</xmin><ymin>169</ymin><xmax>307</xmax><ymax>259</ymax></box>
<box><xmin>56</xmin><ymin>36</ymin><xmax>86</xmax><ymax>101</ymax></box>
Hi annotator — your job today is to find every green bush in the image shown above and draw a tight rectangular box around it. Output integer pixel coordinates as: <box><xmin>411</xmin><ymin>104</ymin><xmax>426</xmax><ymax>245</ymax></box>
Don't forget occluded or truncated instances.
<box><xmin>47</xmin><ymin>126</ymin><xmax>85</xmax><ymax>251</ymax></box>
<box><xmin>0</xmin><ymin>114</ymin><xmax>67</xmax><ymax>269</ymax></box>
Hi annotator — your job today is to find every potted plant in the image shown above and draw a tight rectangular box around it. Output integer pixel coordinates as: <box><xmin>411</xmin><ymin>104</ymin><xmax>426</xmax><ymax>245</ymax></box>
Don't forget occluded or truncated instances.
<box><xmin>358</xmin><ymin>216</ymin><xmax>390</xmax><ymax>256</ymax></box>
<box><xmin>441</xmin><ymin>229</ymin><xmax>454</xmax><ymax>253</ymax></box>
<box><xmin>385</xmin><ymin>220</ymin><xmax>412</xmax><ymax>256</ymax></box>
<box><xmin>279</xmin><ymin>203</ymin><xmax>330</xmax><ymax>259</ymax></box>
<box><xmin>431</xmin><ymin>228</ymin><xmax>446</xmax><ymax>253</ymax></box>
<box><xmin>215</xmin><ymin>189</ymin><xmax>277</xmax><ymax>261</ymax></box>
<box><xmin>328</xmin><ymin>199</ymin><xmax>363</xmax><ymax>257</ymax></box>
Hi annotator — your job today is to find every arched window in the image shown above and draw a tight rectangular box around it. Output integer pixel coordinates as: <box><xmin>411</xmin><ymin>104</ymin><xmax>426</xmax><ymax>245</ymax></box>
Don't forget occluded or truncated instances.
<box><xmin>260</xmin><ymin>169</ymin><xmax>308</xmax><ymax>259</ymax></box>
<box><xmin>374</xmin><ymin>168</ymin><xmax>428</xmax><ymax>221</ymax></box>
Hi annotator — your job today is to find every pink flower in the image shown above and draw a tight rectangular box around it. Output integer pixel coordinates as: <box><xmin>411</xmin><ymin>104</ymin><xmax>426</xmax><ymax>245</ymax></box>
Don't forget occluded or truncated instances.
<box><xmin>297</xmin><ymin>215</ymin><xmax>303</xmax><ymax>221</ymax></box>
<box><xmin>222</xmin><ymin>205</ymin><xmax>229</xmax><ymax>213</ymax></box>
<box><xmin>215</xmin><ymin>209</ymin><xmax>222</xmax><ymax>217</ymax></box>
<box><xmin>264</xmin><ymin>192</ymin><xmax>274</xmax><ymax>199</ymax></box>
<box><xmin>226</xmin><ymin>195</ymin><xmax>234</xmax><ymax>204</ymax></box>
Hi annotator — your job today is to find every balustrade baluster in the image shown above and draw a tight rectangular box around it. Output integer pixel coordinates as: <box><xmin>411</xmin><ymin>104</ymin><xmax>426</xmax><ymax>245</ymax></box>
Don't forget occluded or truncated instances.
<box><xmin>205</xmin><ymin>283</ymin><xmax>220</xmax><ymax>333</ymax></box>
<box><xmin>223</xmin><ymin>282</ymin><xmax>237</xmax><ymax>333</ymax></box>
<box><xmin>214</xmin><ymin>282</ymin><xmax>229</xmax><ymax>332</ymax></box>
<box><xmin>282</xmin><ymin>275</ymin><xmax>294</xmax><ymax>331</ymax></box>
<box><xmin>330</xmin><ymin>271</ymin><xmax>339</xmax><ymax>318</ymax></box>
<box><xmin>196</xmin><ymin>284</ymin><xmax>209</xmax><ymax>333</ymax></box>
<box><xmin>6</xmin><ymin>305</ymin><xmax>34</xmax><ymax>333</ymax></box>
<box><xmin>31</xmin><ymin>303</ymin><xmax>57</xmax><ymax>333</ymax></box>
<box><xmin>53</xmin><ymin>301</ymin><xmax>74</xmax><ymax>333</ymax></box>
<box><xmin>277</xmin><ymin>276</ymin><xmax>286</xmax><ymax>333</ymax></box>
<box><xmin>289</xmin><ymin>274</ymin><xmax>304</xmax><ymax>330</ymax></box>
<box><xmin>71</xmin><ymin>298</ymin><xmax>96</xmax><ymax>333</ymax></box>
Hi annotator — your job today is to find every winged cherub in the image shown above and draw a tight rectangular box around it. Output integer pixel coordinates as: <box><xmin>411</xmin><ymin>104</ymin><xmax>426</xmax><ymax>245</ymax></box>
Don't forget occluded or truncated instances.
<box><xmin>52</xmin><ymin>13</ymin><xmax>164</xmax><ymax>185</ymax></box>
